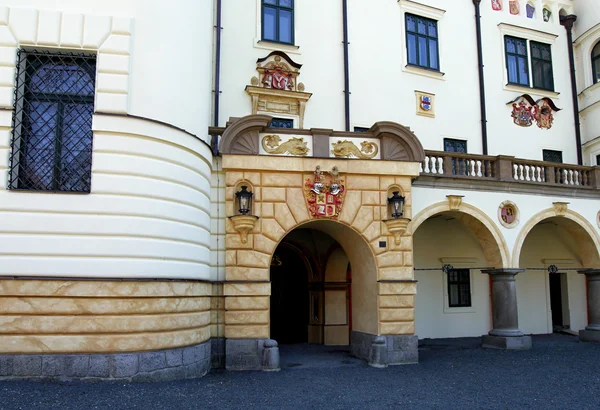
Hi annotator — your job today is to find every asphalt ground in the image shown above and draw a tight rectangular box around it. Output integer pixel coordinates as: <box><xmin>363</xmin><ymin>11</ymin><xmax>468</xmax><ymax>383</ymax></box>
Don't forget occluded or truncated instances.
<box><xmin>1</xmin><ymin>334</ymin><xmax>599</xmax><ymax>410</ymax></box>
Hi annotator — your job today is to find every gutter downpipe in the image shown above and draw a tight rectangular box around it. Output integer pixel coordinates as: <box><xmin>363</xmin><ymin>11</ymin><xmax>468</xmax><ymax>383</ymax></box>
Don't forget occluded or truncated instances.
<box><xmin>212</xmin><ymin>0</ymin><xmax>223</xmax><ymax>156</ymax></box>
<box><xmin>473</xmin><ymin>0</ymin><xmax>488</xmax><ymax>155</ymax></box>
<box><xmin>560</xmin><ymin>14</ymin><xmax>583</xmax><ymax>165</ymax></box>
<box><xmin>342</xmin><ymin>0</ymin><xmax>350</xmax><ymax>132</ymax></box>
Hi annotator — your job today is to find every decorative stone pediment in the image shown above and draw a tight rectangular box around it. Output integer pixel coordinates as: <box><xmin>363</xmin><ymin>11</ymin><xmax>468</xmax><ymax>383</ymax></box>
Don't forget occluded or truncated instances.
<box><xmin>245</xmin><ymin>52</ymin><xmax>312</xmax><ymax>128</ymax></box>
<box><xmin>219</xmin><ymin>115</ymin><xmax>426</xmax><ymax>163</ymax></box>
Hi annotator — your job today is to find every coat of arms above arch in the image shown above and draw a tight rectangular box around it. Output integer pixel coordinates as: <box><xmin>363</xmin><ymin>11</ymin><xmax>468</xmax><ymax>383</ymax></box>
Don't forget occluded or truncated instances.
<box><xmin>245</xmin><ymin>51</ymin><xmax>312</xmax><ymax>128</ymax></box>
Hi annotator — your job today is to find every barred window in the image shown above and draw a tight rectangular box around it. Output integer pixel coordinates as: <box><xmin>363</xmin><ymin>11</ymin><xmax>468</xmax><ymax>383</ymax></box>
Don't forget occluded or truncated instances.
<box><xmin>269</xmin><ymin>117</ymin><xmax>294</xmax><ymax>128</ymax></box>
<box><xmin>447</xmin><ymin>269</ymin><xmax>471</xmax><ymax>308</ymax></box>
<box><xmin>9</xmin><ymin>49</ymin><xmax>96</xmax><ymax>192</ymax></box>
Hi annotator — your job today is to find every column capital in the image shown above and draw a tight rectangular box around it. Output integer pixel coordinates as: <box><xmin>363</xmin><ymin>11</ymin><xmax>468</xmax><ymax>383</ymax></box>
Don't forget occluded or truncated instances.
<box><xmin>481</xmin><ymin>269</ymin><xmax>525</xmax><ymax>276</ymax></box>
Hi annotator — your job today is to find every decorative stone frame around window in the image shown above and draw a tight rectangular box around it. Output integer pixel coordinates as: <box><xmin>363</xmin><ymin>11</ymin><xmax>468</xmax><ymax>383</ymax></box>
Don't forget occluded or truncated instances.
<box><xmin>8</xmin><ymin>49</ymin><xmax>97</xmax><ymax>193</ymax></box>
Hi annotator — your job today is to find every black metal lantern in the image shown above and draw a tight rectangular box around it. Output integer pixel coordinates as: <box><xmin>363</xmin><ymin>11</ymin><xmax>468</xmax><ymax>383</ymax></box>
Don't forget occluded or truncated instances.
<box><xmin>235</xmin><ymin>186</ymin><xmax>253</xmax><ymax>215</ymax></box>
<box><xmin>387</xmin><ymin>191</ymin><xmax>405</xmax><ymax>219</ymax></box>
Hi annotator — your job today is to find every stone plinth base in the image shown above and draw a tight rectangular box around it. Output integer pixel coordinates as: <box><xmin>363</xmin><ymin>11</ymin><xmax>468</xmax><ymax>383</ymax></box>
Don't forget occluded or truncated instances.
<box><xmin>482</xmin><ymin>335</ymin><xmax>532</xmax><ymax>350</ymax></box>
<box><xmin>0</xmin><ymin>340</ymin><xmax>211</xmax><ymax>382</ymax></box>
<box><xmin>351</xmin><ymin>331</ymin><xmax>418</xmax><ymax>367</ymax></box>
<box><xmin>579</xmin><ymin>329</ymin><xmax>600</xmax><ymax>343</ymax></box>
<box><xmin>225</xmin><ymin>339</ymin><xmax>279</xmax><ymax>371</ymax></box>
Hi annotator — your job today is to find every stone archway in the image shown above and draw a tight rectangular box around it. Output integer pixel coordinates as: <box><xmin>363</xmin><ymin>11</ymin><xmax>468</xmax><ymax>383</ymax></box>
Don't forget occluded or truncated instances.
<box><xmin>411</xmin><ymin>200</ymin><xmax>510</xmax><ymax>269</ymax></box>
<box><xmin>513</xmin><ymin>208</ymin><xmax>600</xmax><ymax>336</ymax></box>
<box><xmin>512</xmin><ymin>208</ymin><xmax>600</xmax><ymax>269</ymax></box>
<box><xmin>222</xmin><ymin>157</ymin><xmax>421</xmax><ymax>369</ymax></box>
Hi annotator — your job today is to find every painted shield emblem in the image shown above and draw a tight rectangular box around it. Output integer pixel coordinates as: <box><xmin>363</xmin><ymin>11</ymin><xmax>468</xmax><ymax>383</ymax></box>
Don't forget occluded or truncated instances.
<box><xmin>304</xmin><ymin>166</ymin><xmax>345</xmax><ymax>219</ymax></box>
<box><xmin>420</xmin><ymin>96</ymin><xmax>432</xmax><ymax>111</ymax></box>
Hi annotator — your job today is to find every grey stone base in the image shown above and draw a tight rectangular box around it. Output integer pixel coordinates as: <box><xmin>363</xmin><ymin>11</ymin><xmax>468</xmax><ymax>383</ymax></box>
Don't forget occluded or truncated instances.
<box><xmin>211</xmin><ymin>338</ymin><xmax>226</xmax><ymax>368</ymax></box>
<box><xmin>225</xmin><ymin>339</ymin><xmax>280</xmax><ymax>371</ymax></box>
<box><xmin>0</xmin><ymin>340</ymin><xmax>211</xmax><ymax>382</ymax></box>
<box><xmin>482</xmin><ymin>334</ymin><xmax>532</xmax><ymax>350</ymax></box>
<box><xmin>579</xmin><ymin>329</ymin><xmax>600</xmax><ymax>343</ymax></box>
<box><xmin>351</xmin><ymin>331</ymin><xmax>418</xmax><ymax>367</ymax></box>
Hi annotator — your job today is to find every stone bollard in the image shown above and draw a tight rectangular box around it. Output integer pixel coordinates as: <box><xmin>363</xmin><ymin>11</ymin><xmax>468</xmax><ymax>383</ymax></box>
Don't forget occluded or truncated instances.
<box><xmin>368</xmin><ymin>336</ymin><xmax>388</xmax><ymax>368</ymax></box>
<box><xmin>261</xmin><ymin>339</ymin><xmax>280</xmax><ymax>371</ymax></box>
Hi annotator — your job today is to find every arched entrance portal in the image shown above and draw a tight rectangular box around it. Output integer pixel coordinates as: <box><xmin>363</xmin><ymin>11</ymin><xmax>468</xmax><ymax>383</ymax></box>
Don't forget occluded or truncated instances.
<box><xmin>270</xmin><ymin>229</ymin><xmax>352</xmax><ymax>345</ymax></box>
<box><xmin>269</xmin><ymin>220</ymin><xmax>378</xmax><ymax>348</ymax></box>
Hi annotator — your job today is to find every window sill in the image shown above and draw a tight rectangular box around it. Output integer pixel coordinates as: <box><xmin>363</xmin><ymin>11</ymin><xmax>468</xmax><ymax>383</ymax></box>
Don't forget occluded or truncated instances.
<box><xmin>579</xmin><ymin>80</ymin><xmax>600</xmax><ymax>98</ymax></box>
<box><xmin>403</xmin><ymin>64</ymin><xmax>445</xmax><ymax>81</ymax></box>
<box><xmin>443</xmin><ymin>305</ymin><xmax>476</xmax><ymax>314</ymax></box>
<box><xmin>254</xmin><ymin>39</ymin><xmax>300</xmax><ymax>55</ymax></box>
<box><xmin>504</xmin><ymin>83</ymin><xmax>560</xmax><ymax>99</ymax></box>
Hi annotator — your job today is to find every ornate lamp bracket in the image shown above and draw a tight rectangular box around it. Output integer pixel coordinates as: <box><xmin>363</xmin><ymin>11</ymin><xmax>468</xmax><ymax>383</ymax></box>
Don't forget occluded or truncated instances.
<box><xmin>383</xmin><ymin>217</ymin><xmax>411</xmax><ymax>245</ymax></box>
<box><xmin>229</xmin><ymin>215</ymin><xmax>259</xmax><ymax>244</ymax></box>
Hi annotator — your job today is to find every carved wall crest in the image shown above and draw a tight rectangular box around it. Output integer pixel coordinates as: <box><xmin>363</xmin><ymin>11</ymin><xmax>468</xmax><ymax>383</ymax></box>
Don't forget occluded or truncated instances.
<box><xmin>331</xmin><ymin>140</ymin><xmax>379</xmax><ymax>159</ymax></box>
<box><xmin>533</xmin><ymin>100</ymin><xmax>555</xmax><ymax>130</ymax></box>
<box><xmin>498</xmin><ymin>200</ymin><xmax>520</xmax><ymax>229</ymax></box>
<box><xmin>261</xmin><ymin>134</ymin><xmax>310</xmax><ymax>156</ymax></box>
<box><xmin>508</xmin><ymin>95</ymin><xmax>561</xmax><ymax>130</ymax></box>
<box><xmin>511</xmin><ymin>100</ymin><xmax>534</xmax><ymax>127</ymax></box>
<box><xmin>304</xmin><ymin>166</ymin><xmax>345</xmax><ymax>219</ymax></box>
<box><xmin>509</xmin><ymin>0</ymin><xmax>520</xmax><ymax>15</ymax></box>
<box><xmin>246</xmin><ymin>51</ymin><xmax>312</xmax><ymax>128</ymax></box>
<box><xmin>553</xmin><ymin>201</ymin><xmax>569</xmax><ymax>216</ymax></box>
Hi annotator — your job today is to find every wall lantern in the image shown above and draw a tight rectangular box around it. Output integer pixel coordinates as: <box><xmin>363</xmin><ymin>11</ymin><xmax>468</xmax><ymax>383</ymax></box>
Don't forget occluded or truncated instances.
<box><xmin>383</xmin><ymin>190</ymin><xmax>411</xmax><ymax>246</ymax></box>
<box><xmin>387</xmin><ymin>191</ymin><xmax>405</xmax><ymax>219</ymax></box>
<box><xmin>235</xmin><ymin>185</ymin><xmax>253</xmax><ymax>215</ymax></box>
<box><xmin>229</xmin><ymin>185</ymin><xmax>258</xmax><ymax>244</ymax></box>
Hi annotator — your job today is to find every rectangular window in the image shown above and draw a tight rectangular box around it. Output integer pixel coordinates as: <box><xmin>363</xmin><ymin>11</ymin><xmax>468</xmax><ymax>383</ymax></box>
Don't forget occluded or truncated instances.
<box><xmin>505</xmin><ymin>36</ymin><xmax>529</xmax><ymax>86</ymax></box>
<box><xmin>448</xmin><ymin>269</ymin><xmax>471</xmax><ymax>308</ymax></box>
<box><xmin>353</xmin><ymin>127</ymin><xmax>369</xmax><ymax>132</ymax></box>
<box><xmin>262</xmin><ymin>0</ymin><xmax>294</xmax><ymax>45</ymax></box>
<box><xmin>269</xmin><ymin>118</ymin><xmax>294</xmax><ymax>128</ymax></box>
<box><xmin>596</xmin><ymin>154</ymin><xmax>600</xmax><ymax>166</ymax></box>
<box><xmin>9</xmin><ymin>49</ymin><xmax>96</xmax><ymax>192</ymax></box>
<box><xmin>531</xmin><ymin>41</ymin><xmax>554</xmax><ymax>91</ymax></box>
<box><xmin>543</xmin><ymin>149</ymin><xmax>563</xmax><ymax>163</ymax></box>
<box><xmin>405</xmin><ymin>13</ymin><xmax>439</xmax><ymax>71</ymax></box>
<box><xmin>444</xmin><ymin>138</ymin><xmax>467</xmax><ymax>176</ymax></box>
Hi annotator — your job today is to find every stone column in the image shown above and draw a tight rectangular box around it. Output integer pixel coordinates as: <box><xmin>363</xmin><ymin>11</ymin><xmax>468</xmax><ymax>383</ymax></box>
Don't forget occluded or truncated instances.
<box><xmin>481</xmin><ymin>269</ymin><xmax>531</xmax><ymax>350</ymax></box>
<box><xmin>579</xmin><ymin>269</ymin><xmax>600</xmax><ymax>342</ymax></box>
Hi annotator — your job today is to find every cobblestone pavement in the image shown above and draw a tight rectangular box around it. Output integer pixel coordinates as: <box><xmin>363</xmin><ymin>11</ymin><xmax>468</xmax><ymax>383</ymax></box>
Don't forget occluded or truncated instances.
<box><xmin>1</xmin><ymin>334</ymin><xmax>599</xmax><ymax>410</ymax></box>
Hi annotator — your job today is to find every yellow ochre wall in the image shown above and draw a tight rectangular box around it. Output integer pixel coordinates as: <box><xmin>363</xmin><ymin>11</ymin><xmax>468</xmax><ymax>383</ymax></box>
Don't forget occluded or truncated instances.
<box><xmin>222</xmin><ymin>155</ymin><xmax>420</xmax><ymax>340</ymax></box>
<box><xmin>0</xmin><ymin>280</ymin><xmax>212</xmax><ymax>354</ymax></box>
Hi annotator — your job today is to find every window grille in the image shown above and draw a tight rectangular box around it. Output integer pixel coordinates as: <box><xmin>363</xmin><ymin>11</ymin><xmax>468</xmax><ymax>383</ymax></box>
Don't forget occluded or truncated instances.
<box><xmin>262</xmin><ymin>0</ymin><xmax>294</xmax><ymax>45</ymax></box>
<box><xmin>531</xmin><ymin>41</ymin><xmax>554</xmax><ymax>91</ymax></box>
<box><xmin>406</xmin><ymin>14</ymin><xmax>439</xmax><ymax>71</ymax></box>
<box><xmin>443</xmin><ymin>138</ymin><xmax>467</xmax><ymax>176</ymax></box>
<box><xmin>447</xmin><ymin>269</ymin><xmax>471</xmax><ymax>308</ymax></box>
<box><xmin>269</xmin><ymin>117</ymin><xmax>294</xmax><ymax>128</ymax></box>
<box><xmin>543</xmin><ymin>149</ymin><xmax>563</xmax><ymax>164</ymax></box>
<box><xmin>9</xmin><ymin>49</ymin><xmax>96</xmax><ymax>193</ymax></box>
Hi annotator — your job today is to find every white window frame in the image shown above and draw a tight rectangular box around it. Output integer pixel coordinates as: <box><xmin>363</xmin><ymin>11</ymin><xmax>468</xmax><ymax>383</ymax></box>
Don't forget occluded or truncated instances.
<box><xmin>499</xmin><ymin>23</ymin><xmax>559</xmax><ymax>98</ymax></box>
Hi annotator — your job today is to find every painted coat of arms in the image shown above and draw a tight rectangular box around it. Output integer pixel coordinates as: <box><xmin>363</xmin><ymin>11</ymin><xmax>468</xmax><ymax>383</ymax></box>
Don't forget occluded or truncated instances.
<box><xmin>304</xmin><ymin>166</ymin><xmax>345</xmax><ymax>219</ymax></box>
<box><xmin>511</xmin><ymin>101</ymin><xmax>533</xmax><ymax>127</ymax></box>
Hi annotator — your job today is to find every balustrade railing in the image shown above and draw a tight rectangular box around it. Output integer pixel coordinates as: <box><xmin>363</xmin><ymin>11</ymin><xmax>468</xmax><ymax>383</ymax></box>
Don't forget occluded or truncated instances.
<box><xmin>421</xmin><ymin>150</ymin><xmax>600</xmax><ymax>190</ymax></box>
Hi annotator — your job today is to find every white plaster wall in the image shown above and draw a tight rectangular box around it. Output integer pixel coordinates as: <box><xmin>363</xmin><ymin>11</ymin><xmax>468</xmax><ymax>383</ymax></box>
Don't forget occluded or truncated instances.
<box><xmin>0</xmin><ymin>0</ymin><xmax>213</xmax><ymax>140</ymax></box>
<box><xmin>0</xmin><ymin>114</ymin><xmax>213</xmax><ymax>279</ymax></box>
<box><xmin>412</xmin><ymin>186</ymin><xmax>600</xmax><ymax>269</ymax></box>
<box><xmin>414</xmin><ymin>217</ymin><xmax>492</xmax><ymax>339</ymax></box>
<box><xmin>218</xmin><ymin>0</ymin><xmax>585</xmax><ymax>163</ymax></box>
<box><xmin>573</xmin><ymin>1</ymin><xmax>600</xmax><ymax>160</ymax></box>
<box><xmin>0</xmin><ymin>2</ymin><xmax>215</xmax><ymax>279</ymax></box>
<box><xmin>518</xmin><ymin>223</ymin><xmax>587</xmax><ymax>334</ymax></box>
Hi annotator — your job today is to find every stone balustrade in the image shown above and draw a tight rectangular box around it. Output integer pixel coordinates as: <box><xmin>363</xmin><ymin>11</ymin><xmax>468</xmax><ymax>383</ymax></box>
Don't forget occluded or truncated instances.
<box><xmin>420</xmin><ymin>151</ymin><xmax>600</xmax><ymax>191</ymax></box>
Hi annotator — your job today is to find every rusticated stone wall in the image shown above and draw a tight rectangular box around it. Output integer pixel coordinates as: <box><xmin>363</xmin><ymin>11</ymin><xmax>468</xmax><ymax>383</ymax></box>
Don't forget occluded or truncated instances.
<box><xmin>222</xmin><ymin>155</ymin><xmax>420</xmax><ymax>340</ymax></box>
<box><xmin>0</xmin><ymin>280</ymin><xmax>211</xmax><ymax>354</ymax></box>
